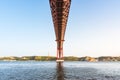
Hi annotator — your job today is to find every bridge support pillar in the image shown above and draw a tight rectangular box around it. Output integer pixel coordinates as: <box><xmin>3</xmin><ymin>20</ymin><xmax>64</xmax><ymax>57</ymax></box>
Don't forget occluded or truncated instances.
<box><xmin>56</xmin><ymin>48</ymin><xmax>64</xmax><ymax>62</ymax></box>
<box><xmin>56</xmin><ymin>40</ymin><xmax>64</xmax><ymax>62</ymax></box>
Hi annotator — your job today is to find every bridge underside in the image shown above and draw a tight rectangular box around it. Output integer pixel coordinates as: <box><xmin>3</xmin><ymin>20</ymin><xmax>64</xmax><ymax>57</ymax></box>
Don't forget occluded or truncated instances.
<box><xmin>49</xmin><ymin>0</ymin><xmax>71</xmax><ymax>61</ymax></box>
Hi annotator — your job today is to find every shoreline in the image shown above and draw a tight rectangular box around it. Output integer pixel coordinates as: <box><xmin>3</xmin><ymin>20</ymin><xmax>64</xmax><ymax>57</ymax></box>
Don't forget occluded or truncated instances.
<box><xmin>0</xmin><ymin>56</ymin><xmax>120</xmax><ymax>62</ymax></box>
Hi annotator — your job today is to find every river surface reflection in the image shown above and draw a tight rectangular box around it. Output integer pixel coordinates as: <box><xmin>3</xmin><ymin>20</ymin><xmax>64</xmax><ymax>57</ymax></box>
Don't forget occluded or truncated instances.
<box><xmin>0</xmin><ymin>61</ymin><xmax>120</xmax><ymax>80</ymax></box>
<box><xmin>56</xmin><ymin>62</ymin><xmax>64</xmax><ymax>80</ymax></box>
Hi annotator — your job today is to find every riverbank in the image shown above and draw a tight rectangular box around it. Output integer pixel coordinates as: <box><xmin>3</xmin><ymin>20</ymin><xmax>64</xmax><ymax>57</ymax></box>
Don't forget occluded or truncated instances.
<box><xmin>0</xmin><ymin>56</ymin><xmax>120</xmax><ymax>61</ymax></box>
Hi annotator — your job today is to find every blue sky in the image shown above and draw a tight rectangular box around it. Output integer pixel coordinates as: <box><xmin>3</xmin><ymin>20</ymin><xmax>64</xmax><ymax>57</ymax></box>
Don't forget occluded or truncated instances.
<box><xmin>0</xmin><ymin>0</ymin><xmax>120</xmax><ymax>57</ymax></box>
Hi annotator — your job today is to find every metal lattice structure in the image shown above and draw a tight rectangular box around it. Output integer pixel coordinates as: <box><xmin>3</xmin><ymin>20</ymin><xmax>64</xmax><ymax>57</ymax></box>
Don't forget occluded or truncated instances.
<box><xmin>49</xmin><ymin>0</ymin><xmax>71</xmax><ymax>61</ymax></box>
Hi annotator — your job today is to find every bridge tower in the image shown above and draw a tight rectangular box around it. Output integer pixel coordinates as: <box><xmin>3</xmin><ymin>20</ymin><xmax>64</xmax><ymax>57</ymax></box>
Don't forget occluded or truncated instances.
<box><xmin>49</xmin><ymin>0</ymin><xmax>71</xmax><ymax>62</ymax></box>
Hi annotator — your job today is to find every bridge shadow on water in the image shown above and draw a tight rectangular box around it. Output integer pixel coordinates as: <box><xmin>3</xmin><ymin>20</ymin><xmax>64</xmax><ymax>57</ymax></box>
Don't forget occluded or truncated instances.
<box><xmin>56</xmin><ymin>62</ymin><xmax>64</xmax><ymax>80</ymax></box>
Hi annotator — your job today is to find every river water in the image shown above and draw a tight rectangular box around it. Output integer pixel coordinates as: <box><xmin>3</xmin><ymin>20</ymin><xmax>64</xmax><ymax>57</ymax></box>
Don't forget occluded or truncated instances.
<box><xmin>0</xmin><ymin>61</ymin><xmax>120</xmax><ymax>80</ymax></box>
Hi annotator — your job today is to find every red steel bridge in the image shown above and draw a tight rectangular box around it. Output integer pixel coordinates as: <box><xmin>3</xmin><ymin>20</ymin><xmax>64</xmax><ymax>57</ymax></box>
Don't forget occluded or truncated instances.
<box><xmin>49</xmin><ymin>0</ymin><xmax>71</xmax><ymax>61</ymax></box>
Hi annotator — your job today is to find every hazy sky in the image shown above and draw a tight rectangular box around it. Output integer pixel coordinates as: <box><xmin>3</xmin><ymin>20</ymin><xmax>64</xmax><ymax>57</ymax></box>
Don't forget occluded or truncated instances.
<box><xmin>0</xmin><ymin>0</ymin><xmax>120</xmax><ymax>57</ymax></box>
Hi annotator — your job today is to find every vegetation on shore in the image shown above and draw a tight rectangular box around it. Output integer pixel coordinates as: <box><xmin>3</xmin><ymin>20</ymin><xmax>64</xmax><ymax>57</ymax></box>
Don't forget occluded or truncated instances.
<box><xmin>0</xmin><ymin>56</ymin><xmax>120</xmax><ymax>61</ymax></box>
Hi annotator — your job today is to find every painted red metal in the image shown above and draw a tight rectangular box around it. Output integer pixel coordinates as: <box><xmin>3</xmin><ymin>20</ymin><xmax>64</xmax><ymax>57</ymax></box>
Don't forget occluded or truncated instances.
<box><xmin>49</xmin><ymin>0</ymin><xmax>71</xmax><ymax>60</ymax></box>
